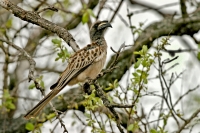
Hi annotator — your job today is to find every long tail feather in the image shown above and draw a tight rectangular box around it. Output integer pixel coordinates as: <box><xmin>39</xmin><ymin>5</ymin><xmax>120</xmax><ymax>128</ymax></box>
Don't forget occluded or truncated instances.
<box><xmin>24</xmin><ymin>88</ymin><xmax>60</xmax><ymax>119</ymax></box>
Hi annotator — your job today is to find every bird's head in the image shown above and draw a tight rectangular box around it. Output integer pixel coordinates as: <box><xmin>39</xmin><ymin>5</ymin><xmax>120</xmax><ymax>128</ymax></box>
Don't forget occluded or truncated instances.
<box><xmin>90</xmin><ymin>20</ymin><xmax>112</xmax><ymax>41</ymax></box>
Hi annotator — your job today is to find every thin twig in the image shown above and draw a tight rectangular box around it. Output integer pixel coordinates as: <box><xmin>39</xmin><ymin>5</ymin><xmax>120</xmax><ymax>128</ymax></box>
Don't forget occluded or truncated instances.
<box><xmin>110</xmin><ymin>0</ymin><xmax>124</xmax><ymax>22</ymax></box>
<box><xmin>37</xmin><ymin>5</ymin><xmax>58</xmax><ymax>14</ymax></box>
<box><xmin>0</xmin><ymin>38</ymin><xmax>44</xmax><ymax>93</ymax></box>
<box><xmin>176</xmin><ymin>108</ymin><xmax>200</xmax><ymax>133</ymax></box>
<box><xmin>49</xmin><ymin>102</ymin><xmax>68</xmax><ymax>133</ymax></box>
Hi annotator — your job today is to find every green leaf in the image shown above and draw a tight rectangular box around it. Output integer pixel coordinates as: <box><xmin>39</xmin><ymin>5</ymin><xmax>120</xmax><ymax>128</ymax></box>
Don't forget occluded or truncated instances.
<box><xmin>3</xmin><ymin>89</ymin><xmax>10</xmax><ymax>98</ymax></box>
<box><xmin>104</xmin><ymin>86</ymin><xmax>113</xmax><ymax>91</ymax></box>
<box><xmin>55</xmin><ymin>57</ymin><xmax>59</xmax><ymax>61</ymax></box>
<box><xmin>143</xmin><ymin>78</ymin><xmax>148</xmax><ymax>84</ymax></box>
<box><xmin>52</xmin><ymin>39</ymin><xmax>61</xmax><ymax>46</ymax></box>
<box><xmin>142</xmin><ymin>45</ymin><xmax>148</xmax><ymax>53</ymax></box>
<box><xmin>100</xmin><ymin>131</ymin><xmax>106</xmax><ymax>133</ymax></box>
<box><xmin>2</xmin><ymin>90</ymin><xmax>16</xmax><ymax>111</ymax></box>
<box><xmin>163</xmin><ymin>117</ymin><xmax>167</xmax><ymax>126</ymax></box>
<box><xmin>71</xmin><ymin>121</ymin><xmax>76</xmax><ymax>126</ymax></box>
<box><xmin>197</xmin><ymin>52</ymin><xmax>200</xmax><ymax>61</ymax></box>
<box><xmin>130</xmin><ymin>25</ymin><xmax>136</xmax><ymax>29</ymax></box>
<box><xmin>6</xmin><ymin>19</ymin><xmax>12</xmax><ymax>28</ymax></box>
<box><xmin>40</xmin><ymin>80</ymin><xmax>45</xmax><ymax>88</ymax></box>
<box><xmin>127</xmin><ymin>122</ymin><xmax>139</xmax><ymax>131</ymax></box>
<box><xmin>134</xmin><ymin>51</ymin><xmax>140</xmax><ymax>55</ymax></box>
<box><xmin>28</xmin><ymin>83</ymin><xmax>35</xmax><ymax>89</ymax></box>
<box><xmin>82</xmin><ymin>12</ymin><xmax>89</xmax><ymax>24</ymax></box>
<box><xmin>46</xmin><ymin>113</ymin><xmax>56</xmax><ymax>120</ymax></box>
<box><xmin>134</xmin><ymin>59</ymin><xmax>141</xmax><ymax>68</ymax></box>
<box><xmin>113</xmin><ymin>79</ymin><xmax>119</xmax><ymax>88</ymax></box>
<box><xmin>142</xmin><ymin>60</ymin><xmax>147</xmax><ymax>67</ymax></box>
<box><xmin>84</xmin><ymin>113</ymin><xmax>91</xmax><ymax>118</ymax></box>
<box><xmin>87</xmin><ymin>9</ymin><xmax>95</xmax><ymax>17</ymax></box>
<box><xmin>25</xmin><ymin>122</ymin><xmax>35</xmax><ymax>131</ymax></box>
<box><xmin>132</xmin><ymin>72</ymin><xmax>139</xmax><ymax>77</ymax></box>
<box><xmin>139</xmin><ymin>22</ymin><xmax>144</xmax><ymax>27</ymax></box>
<box><xmin>136</xmin><ymin>69</ymin><xmax>142</xmax><ymax>73</ymax></box>
<box><xmin>127</xmin><ymin>124</ymin><xmax>134</xmax><ymax>131</ymax></box>
<box><xmin>6</xmin><ymin>102</ymin><xmax>15</xmax><ymax>109</ymax></box>
<box><xmin>0</xmin><ymin>27</ymin><xmax>6</xmax><ymax>34</ymax></box>
<box><xmin>150</xmin><ymin>129</ymin><xmax>158</xmax><ymax>133</ymax></box>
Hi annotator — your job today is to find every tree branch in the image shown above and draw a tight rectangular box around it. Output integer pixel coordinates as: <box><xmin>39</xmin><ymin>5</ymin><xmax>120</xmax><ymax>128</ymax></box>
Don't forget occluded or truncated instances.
<box><xmin>0</xmin><ymin>0</ymin><xmax>80</xmax><ymax>52</ymax></box>
<box><xmin>98</xmin><ymin>9</ymin><xmax>200</xmax><ymax>87</ymax></box>
<box><xmin>180</xmin><ymin>0</ymin><xmax>188</xmax><ymax>18</ymax></box>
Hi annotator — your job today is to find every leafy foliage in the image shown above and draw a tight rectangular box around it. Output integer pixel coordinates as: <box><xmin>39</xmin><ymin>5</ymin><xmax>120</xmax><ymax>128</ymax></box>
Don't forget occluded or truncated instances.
<box><xmin>83</xmin><ymin>90</ymin><xmax>103</xmax><ymax>110</ymax></box>
<box><xmin>28</xmin><ymin>75</ymin><xmax>45</xmax><ymax>90</ymax></box>
<box><xmin>52</xmin><ymin>38</ymin><xmax>71</xmax><ymax>62</ymax></box>
<box><xmin>0</xmin><ymin>89</ymin><xmax>15</xmax><ymax>112</ymax></box>
<box><xmin>82</xmin><ymin>9</ymin><xmax>95</xmax><ymax>24</ymax></box>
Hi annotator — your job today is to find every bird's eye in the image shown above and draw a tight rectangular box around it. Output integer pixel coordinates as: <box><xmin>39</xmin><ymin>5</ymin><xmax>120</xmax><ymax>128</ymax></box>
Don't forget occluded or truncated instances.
<box><xmin>95</xmin><ymin>24</ymin><xmax>99</xmax><ymax>28</ymax></box>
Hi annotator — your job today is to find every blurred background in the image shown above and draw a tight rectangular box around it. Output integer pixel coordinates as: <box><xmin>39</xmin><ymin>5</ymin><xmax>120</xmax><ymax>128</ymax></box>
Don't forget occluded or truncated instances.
<box><xmin>0</xmin><ymin>0</ymin><xmax>200</xmax><ymax>132</ymax></box>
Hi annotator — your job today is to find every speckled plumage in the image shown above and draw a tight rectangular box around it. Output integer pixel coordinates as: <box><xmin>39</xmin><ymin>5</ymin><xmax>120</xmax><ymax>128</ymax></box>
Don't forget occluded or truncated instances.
<box><xmin>24</xmin><ymin>20</ymin><xmax>112</xmax><ymax>119</ymax></box>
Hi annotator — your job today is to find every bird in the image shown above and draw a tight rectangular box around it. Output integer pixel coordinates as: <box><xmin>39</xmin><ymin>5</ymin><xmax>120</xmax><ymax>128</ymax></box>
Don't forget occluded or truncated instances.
<box><xmin>24</xmin><ymin>20</ymin><xmax>112</xmax><ymax>119</ymax></box>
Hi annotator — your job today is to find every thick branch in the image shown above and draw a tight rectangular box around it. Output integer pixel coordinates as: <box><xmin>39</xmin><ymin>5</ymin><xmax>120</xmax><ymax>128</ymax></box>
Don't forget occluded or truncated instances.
<box><xmin>0</xmin><ymin>0</ymin><xmax>80</xmax><ymax>52</ymax></box>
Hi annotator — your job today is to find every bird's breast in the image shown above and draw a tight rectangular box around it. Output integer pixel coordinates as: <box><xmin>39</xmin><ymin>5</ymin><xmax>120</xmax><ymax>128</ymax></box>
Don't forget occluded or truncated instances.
<box><xmin>76</xmin><ymin>50</ymin><xmax>107</xmax><ymax>82</ymax></box>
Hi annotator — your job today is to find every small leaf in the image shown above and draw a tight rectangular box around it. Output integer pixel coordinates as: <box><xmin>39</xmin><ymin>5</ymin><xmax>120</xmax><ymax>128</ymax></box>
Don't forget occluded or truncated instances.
<box><xmin>142</xmin><ymin>45</ymin><xmax>148</xmax><ymax>53</ymax></box>
<box><xmin>143</xmin><ymin>78</ymin><xmax>148</xmax><ymax>84</ymax></box>
<box><xmin>82</xmin><ymin>12</ymin><xmax>89</xmax><ymax>24</ymax></box>
<box><xmin>71</xmin><ymin>121</ymin><xmax>76</xmax><ymax>126</ymax></box>
<box><xmin>134</xmin><ymin>59</ymin><xmax>141</xmax><ymax>68</ymax></box>
<box><xmin>134</xmin><ymin>51</ymin><xmax>140</xmax><ymax>55</ymax></box>
<box><xmin>40</xmin><ymin>80</ymin><xmax>45</xmax><ymax>88</ymax></box>
<box><xmin>139</xmin><ymin>22</ymin><xmax>144</xmax><ymax>27</ymax></box>
<box><xmin>28</xmin><ymin>83</ymin><xmax>35</xmax><ymax>89</ymax></box>
<box><xmin>198</xmin><ymin>44</ymin><xmax>200</xmax><ymax>49</ymax></box>
<box><xmin>0</xmin><ymin>27</ymin><xmax>6</xmax><ymax>33</ymax></box>
<box><xmin>197</xmin><ymin>52</ymin><xmax>200</xmax><ymax>61</ymax></box>
<box><xmin>3</xmin><ymin>89</ymin><xmax>10</xmax><ymax>98</ymax></box>
<box><xmin>55</xmin><ymin>57</ymin><xmax>59</xmax><ymax>61</ymax></box>
<box><xmin>127</xmin><ymin>122</ymin><xmax>139</xmax><ymax>131</ymax></box>
<box><xmin>46</xmin><ymin>113</ymin><xmax>56</xmax><ymax>120</ymax></box>
<box><xmin>104</xmin><ymin>86</ymin><xmax>113</xmax><ymax>91</ymax></box>
<box><xmin>130</xmin><ymin>25</ymin><xmax>136</xmax><ymax>29</ymax></box>
<box><xmin>127</xmin><ymin>124</ymin><xmax>134</xmax><ymax>131</ymax></box>
<box><xmin>132</xmin><ymin>72</ymin><xmax>139</xmax><ymax>77</ymax></box>
<box><xmin>6</xmin><ymin>19</ymin><xmax>12</xmax><ymax>28</ymax></box>
<box><xmin>150</xmin><ymin>129</ymin><xmax>158</xmax><ymax>133</ymax></box>
<box><xmin>52</xmin><ymin>39</ymin><xmax>61</xmax><ymax>46</ymax></box>
<box><xmin>87</xmin><ymin>9</ymin><xmax>95</xmax><ymax>17</ymax></box>
<box><xmin>25</xmin><ymin>122</ymin><xmax>35</xmax><ymax>131</ymax></box>
<box><xmin>6</xmin><ymin>102</ymin><xmax>15</xmax><ymax>109</ymax></box>
<box><xmin>85</xmin><ymin>113</ymin><xmax>90</xmax><ymax>118</ymax></box>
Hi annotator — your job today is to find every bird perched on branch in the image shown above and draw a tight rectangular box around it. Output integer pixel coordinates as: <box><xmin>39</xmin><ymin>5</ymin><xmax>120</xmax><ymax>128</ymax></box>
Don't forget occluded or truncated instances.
<box><xmin>24</xmin><ymin>20</ymin><xmax>112</xmax><ymax>119</ymax></box>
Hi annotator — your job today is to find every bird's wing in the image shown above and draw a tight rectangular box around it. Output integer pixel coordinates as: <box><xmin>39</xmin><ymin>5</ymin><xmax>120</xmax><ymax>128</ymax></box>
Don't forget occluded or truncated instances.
<box><xmin>50</xmin><ymin>43</ymin><xmax>100</xmax><ymax>90</ymax></box>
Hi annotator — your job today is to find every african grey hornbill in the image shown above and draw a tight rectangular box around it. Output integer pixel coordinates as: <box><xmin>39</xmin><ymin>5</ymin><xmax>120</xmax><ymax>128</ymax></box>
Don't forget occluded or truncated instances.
<box><xmin>24</xmin><ymin>20</ymin><xmax>112</xmax><ymax>119</ymax></box>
